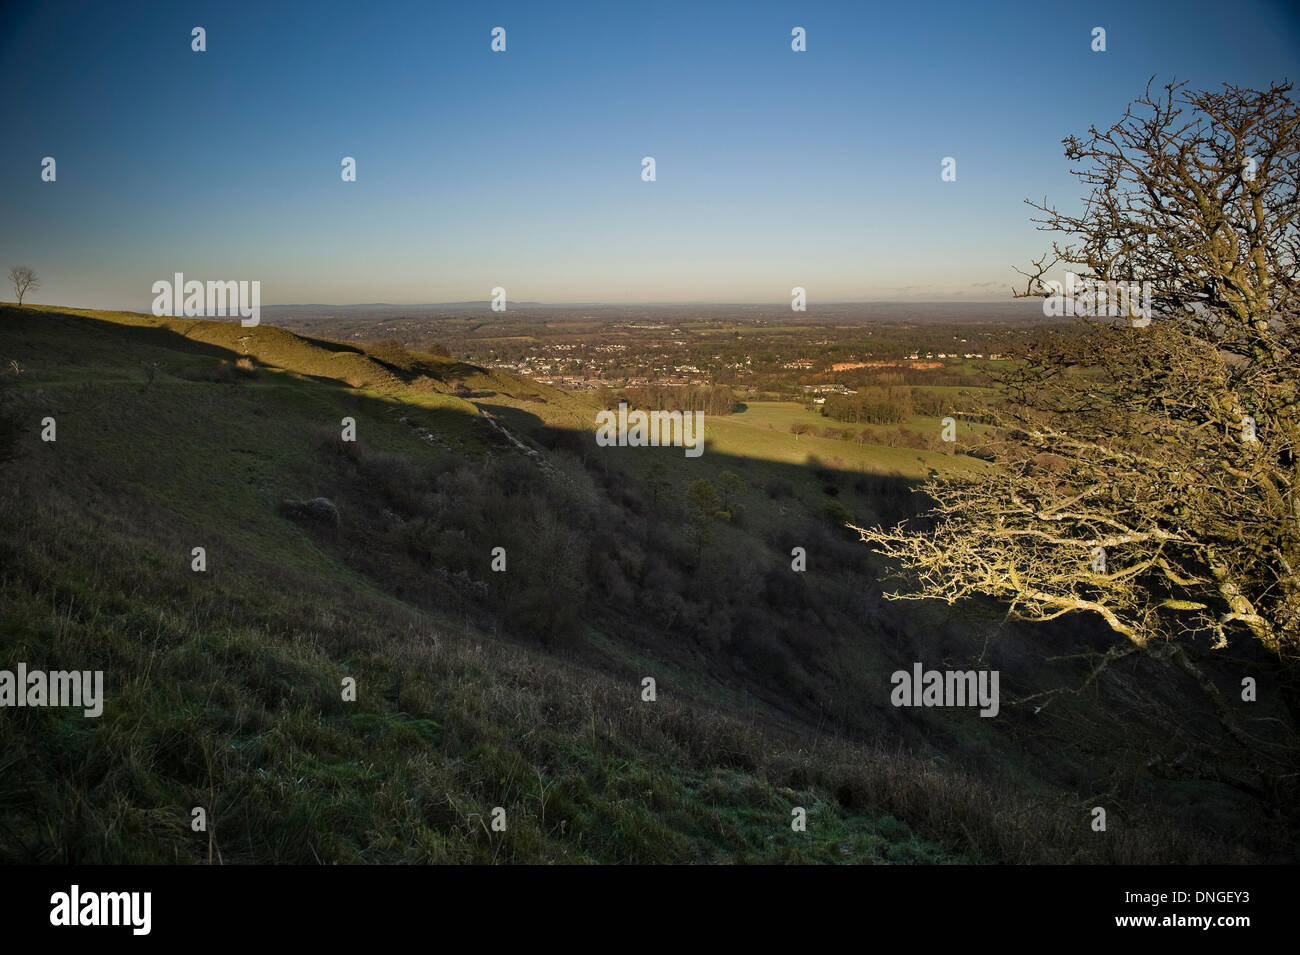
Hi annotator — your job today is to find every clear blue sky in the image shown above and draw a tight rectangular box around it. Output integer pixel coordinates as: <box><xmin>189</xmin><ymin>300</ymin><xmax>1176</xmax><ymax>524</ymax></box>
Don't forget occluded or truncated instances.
<box><xmin>2</xmin><ymin>0</ymin><xmax>1297</xmax><ymax>307</ymax></box>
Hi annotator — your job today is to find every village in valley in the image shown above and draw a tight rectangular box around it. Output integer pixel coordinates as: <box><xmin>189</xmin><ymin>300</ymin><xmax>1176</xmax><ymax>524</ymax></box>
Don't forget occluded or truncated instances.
<box><xmin>268</xmin><ymin>302</ymin><xmax>1031</xmax><ymax>405</ymax></box>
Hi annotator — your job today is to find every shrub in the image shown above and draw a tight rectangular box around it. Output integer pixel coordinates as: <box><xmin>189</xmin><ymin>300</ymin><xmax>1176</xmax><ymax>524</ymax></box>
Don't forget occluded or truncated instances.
<box><xmin>822</xmin><ymin>497</ymin><xmax>855</xmax><ymax>526</ymax></box>
<box><xmin>765</xmin><ymin>479</ymin><xmax>795</xmax><ymax>500</ymax></box>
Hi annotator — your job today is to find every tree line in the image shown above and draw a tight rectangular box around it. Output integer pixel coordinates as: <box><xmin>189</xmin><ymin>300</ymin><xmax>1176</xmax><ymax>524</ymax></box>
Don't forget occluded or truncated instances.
<box><xmin>622</xmin><ymin>384</ymin><xmax>738</xmax><ymax>415</ymax></box>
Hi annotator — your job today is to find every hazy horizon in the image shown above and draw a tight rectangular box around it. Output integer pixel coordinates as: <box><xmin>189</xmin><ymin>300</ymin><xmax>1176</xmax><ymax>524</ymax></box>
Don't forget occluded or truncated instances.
<box><xmin>52</xmin><ymin>296</ymin><xmax>1051</xmax><ymax>312</ymax></box>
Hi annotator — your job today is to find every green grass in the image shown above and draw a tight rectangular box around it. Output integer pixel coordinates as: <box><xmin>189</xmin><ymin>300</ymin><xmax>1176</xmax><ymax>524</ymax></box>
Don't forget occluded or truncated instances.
<box><xmin>714</xmin><ymin>401</ymin><xmax>980</xmax><ymax>478</ymax></box>
<box><xmin>0</xmin><ymin>305</ymin><xmax>1266</xmax><ymax>864</ymax></box>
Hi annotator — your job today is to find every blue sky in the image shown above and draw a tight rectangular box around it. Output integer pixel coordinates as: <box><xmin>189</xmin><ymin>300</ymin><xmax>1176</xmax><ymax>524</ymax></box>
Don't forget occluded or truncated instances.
<box><xmin>2</xmin><ymin>0</ymin><xmax>1298</xmax><ymax>307</ymax></box>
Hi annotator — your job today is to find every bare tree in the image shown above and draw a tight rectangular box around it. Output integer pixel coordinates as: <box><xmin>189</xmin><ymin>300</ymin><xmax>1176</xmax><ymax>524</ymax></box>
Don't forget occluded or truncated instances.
<box><xmin>9</xmin><ymin>266</ymin><xmax>39</xmax><ymax>306</ymax></box>
<box><xmin>855</xmin><ymin>81</ymin><xmax>1298</xmax><ymax>731</ymax></box>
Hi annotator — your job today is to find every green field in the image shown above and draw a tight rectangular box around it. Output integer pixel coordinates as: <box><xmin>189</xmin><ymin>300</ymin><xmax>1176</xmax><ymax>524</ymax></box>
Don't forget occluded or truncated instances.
<box><xmin>709</xmin><ymin>401</ymin><xmax>985</xmax><ymax>478</ymax></box>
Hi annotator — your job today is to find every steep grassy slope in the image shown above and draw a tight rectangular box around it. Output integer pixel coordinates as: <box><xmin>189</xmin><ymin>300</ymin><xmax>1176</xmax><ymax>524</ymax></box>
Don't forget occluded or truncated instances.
<box><xmin>0</xmin><ymin>306</ymin><xmax>1287</xmax><ymax>863</ymax></box>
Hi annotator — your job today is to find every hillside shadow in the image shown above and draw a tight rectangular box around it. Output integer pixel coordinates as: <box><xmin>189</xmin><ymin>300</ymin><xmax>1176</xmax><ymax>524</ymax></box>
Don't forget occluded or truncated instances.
<box><xmin>1</xmin><ymin>307</ymin><xmax>240</xmax><ymax>362</ymax></box>
<box><xmin>8</xmin><ymin>307</ymin><xmax>1293</xmax><ymax>862</ymax></box>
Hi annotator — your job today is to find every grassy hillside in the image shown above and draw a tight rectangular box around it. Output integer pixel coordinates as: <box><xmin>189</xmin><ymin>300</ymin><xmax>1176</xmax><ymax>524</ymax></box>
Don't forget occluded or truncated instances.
<box><xmin>0</xmin><ymin>306</ymin><xmax>1289</xmax><ymax>863</ymax></box>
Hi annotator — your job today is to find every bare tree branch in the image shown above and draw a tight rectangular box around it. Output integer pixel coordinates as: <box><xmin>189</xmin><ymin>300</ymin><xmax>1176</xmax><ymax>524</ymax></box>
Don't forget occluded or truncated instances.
<box><xmin>8</xmin><ymin>266</ymin><xmax>39</xmax><ymax>307</ymax></box>
<box><xmin>858</xmin><ymin>81</ymin><xmax>1299</xmax><ymax>667</ymax></box>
